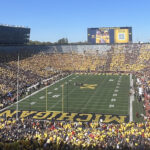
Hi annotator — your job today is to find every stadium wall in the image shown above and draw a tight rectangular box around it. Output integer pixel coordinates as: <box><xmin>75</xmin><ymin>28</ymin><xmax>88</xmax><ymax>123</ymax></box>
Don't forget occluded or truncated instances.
<box><xmin>0</xmin><ymin>44</ymin><xmax>111</xmax><ymax>54</ymax></box>
<box><xmin>0</xmin><ymin>43</ymin><xmax>149</xmax><ymax>61</ymax></box>
<box><xmin>0</xmin><ymin>44</ymin><xmax>112</xmax><ymax>62</ymax></box>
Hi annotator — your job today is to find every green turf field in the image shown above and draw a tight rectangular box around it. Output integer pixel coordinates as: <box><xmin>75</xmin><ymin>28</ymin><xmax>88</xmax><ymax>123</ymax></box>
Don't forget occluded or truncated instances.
<box><xmin>9</xmin><ymin>74</ymin><xmax>130</xmax><ymax>115</ymax></box>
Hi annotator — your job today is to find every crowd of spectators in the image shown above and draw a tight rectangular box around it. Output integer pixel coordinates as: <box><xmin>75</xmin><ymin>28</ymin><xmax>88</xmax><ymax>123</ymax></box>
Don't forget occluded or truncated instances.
<box><xmin>0</xmin><ymin>118</ymin><xmax>150</xmax><ymax>150</ymax></box>
<box><xmin>134</xmin><ymin>70</ymin><xmax>150</xmax><ymax>118</ymax></box>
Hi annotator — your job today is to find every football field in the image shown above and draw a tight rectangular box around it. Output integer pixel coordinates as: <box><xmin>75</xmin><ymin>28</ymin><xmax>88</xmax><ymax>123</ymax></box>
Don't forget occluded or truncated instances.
<box><xmin>9</xmin><ymin>73</ymin><xmax>130</xmax><ymax>116</ymax></box>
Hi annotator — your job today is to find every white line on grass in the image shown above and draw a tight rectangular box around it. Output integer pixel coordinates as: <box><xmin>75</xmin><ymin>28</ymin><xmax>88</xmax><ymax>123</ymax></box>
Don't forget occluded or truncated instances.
<box><xmin>39</xmin><ymin>96</ymin><xmax>45</xmax><ymax>99</ymax></box>
<box><xmin>48</xmin><ymin>92</ymin><xmax>52</xmax><ymax>95</ymax></box>
<box><xmin>30</xmin><ymin>102</ymin><xmax>36</xmax><ymax>105</ymax></box>
<box><xmin>52</xmin><ymin>94</ymin><xmax>60</xmax><ymax>98</ymax></box>
<box><xmin>0</xmin><ymin>74</ymin><xmax>72</xmax><ymax>112</ymax></box>
<box><xmin>109</xmin><ymin>76</ymin><xmax>121</xmax><ymax>109</ymax></box>
<box><xmin>114</xmin><ymin>89</ymin><xmax>119</xmax><ymax>92</ymax></box>
<box><xmin>113</xmin><ymin>94</ymin><xmax>117</xmax><ymax>96</ymax></box>
<box><xmin>111</xmin><ymin>98</ymin><xmax>116</xmax><ymax>102</ymax></box>
<box><xmin>109</xmin><ymin>104</ymin><xmax>114</xmax><ymax>108</ymax></box>
<box><xmin>50</xmin><ymin>99</ymin><xmax>61</xmax><ymax>109</ymax></box>
<box><xmin>129</xmin><ymin>74</ymin><xmax>134</xmax><ymax>122</ymax></box>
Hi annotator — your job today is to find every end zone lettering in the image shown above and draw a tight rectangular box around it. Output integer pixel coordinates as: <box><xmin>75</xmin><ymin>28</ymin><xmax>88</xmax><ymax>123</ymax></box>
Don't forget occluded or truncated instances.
<box><xmin>0</xmin><ymin>110</ymin><xmax>129</xmax><ymax>124</ymax></box>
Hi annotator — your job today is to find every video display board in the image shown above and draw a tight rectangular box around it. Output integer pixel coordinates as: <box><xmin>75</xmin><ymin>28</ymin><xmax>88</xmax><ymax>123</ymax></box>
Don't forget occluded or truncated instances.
<box><xmin>88</xmin><ymin>27</ymin><xmax>132</xmax><ymax>44</ymax></box>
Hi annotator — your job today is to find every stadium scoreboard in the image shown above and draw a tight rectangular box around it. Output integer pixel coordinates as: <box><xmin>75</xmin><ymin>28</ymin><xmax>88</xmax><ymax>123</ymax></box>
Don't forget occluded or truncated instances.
<box><xmin>88</xmin><ymin>27</ymin><xmax>132</xmax><ymax>44</ymax></box>
<box><xmin>0</xmin><ymin>24</ymin><xmax>30</xmax><ymax>45</ymax></box>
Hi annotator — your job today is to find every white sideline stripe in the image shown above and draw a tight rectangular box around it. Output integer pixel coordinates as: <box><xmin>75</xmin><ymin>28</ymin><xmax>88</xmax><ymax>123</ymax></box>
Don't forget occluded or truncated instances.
<box><xmin>129</xmin><ymin>74</ymin><xmax>134</xmax><ymax>122</ymax></box>
<box><xmin>0</xmin><ymin>74</ymin><xmax>72</xmax><ymax>112</ymax></box>
<box><xmin>130</xmin><ymin>94</ymin><xmax>134</xmax><ymax>122</ymax></box>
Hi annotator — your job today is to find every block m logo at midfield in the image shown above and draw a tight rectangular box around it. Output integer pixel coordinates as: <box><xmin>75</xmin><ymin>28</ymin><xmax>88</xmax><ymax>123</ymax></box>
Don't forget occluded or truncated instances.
<box><xmin>80</xmin><ymin>84</ymin><xmax>97</xmax><ymax>90</ymax></box>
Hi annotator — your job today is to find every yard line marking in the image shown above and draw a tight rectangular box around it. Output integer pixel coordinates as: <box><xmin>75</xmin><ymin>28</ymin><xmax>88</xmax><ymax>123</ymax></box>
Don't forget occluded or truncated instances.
<box><xmin>50</xmin><ymin>99</ymin><xmax>61</xmax><ymax>109</ymax></box>
<box><xmin>109</xmin><ymin>104</ymin><xmax>114</xmax><ymax>108</ymax></box>
<box><xmin>114</xmin><ymin>89</ymin><xmax>119</xmax><ymax>92</ymax></box>
<box><xmin>30</xmin><ymin>102</ymin><xmax>36</xmax><ymax>105</ymax></box>
<box><xmin>111</xmin><ymin>98</ymin><xmax>116</xmax><ymax>102</ymax></box>
<box><xmin>39</xmin><ymin>96</ymin><xmax>45</xmax><ymax>99</ymax></box>
<box><xmin>52</xmin><ymin>94</ymin><xmax>60</xmax><ymax>98</ymax></box>
<box><xmin>109</xmin><ymin>79</ymin><xmax>114</xmax><ymax>82</ymax></box>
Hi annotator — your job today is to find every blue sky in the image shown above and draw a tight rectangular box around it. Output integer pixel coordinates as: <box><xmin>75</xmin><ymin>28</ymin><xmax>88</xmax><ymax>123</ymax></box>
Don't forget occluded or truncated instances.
<box><xmin>0</xmin><ymin>0</ymin><xmax>150</xmax><ymax>42</ymax></box>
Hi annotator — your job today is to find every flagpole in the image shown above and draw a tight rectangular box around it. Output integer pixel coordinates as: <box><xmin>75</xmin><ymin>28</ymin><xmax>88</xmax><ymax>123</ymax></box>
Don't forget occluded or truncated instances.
<box><xmin>16</xmin><ymin>53</ymin><xmax>19</xmax><ymax>120</ymax></box>
<box><xmin>46</xmin><ymin>71</ymin><xmax>48</xmax><ymax>112</ymax></box>
<box><xmin>67</xmin><ymin>79</ymin><xmax>68</xmax><ymax>112</ymax></box>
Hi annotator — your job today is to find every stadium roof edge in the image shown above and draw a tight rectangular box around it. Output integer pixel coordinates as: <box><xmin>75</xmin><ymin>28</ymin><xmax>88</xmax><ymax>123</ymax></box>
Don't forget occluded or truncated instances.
<box><xmin>0</xmin><ymin>24</ymin><xmax>30</xmax><ymax>29</ymax></box>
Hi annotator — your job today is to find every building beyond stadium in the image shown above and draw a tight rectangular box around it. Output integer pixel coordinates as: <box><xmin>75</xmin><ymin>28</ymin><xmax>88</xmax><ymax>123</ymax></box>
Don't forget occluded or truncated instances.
<box><xmin>88</xmin><ymin>27</ymin><xmax>132</xmax><ymax>44</ymax></box>
<box><xmin>0</xmin><ymin>24</ymin><xmax>30</xmax><ymax>45</ymax></box>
